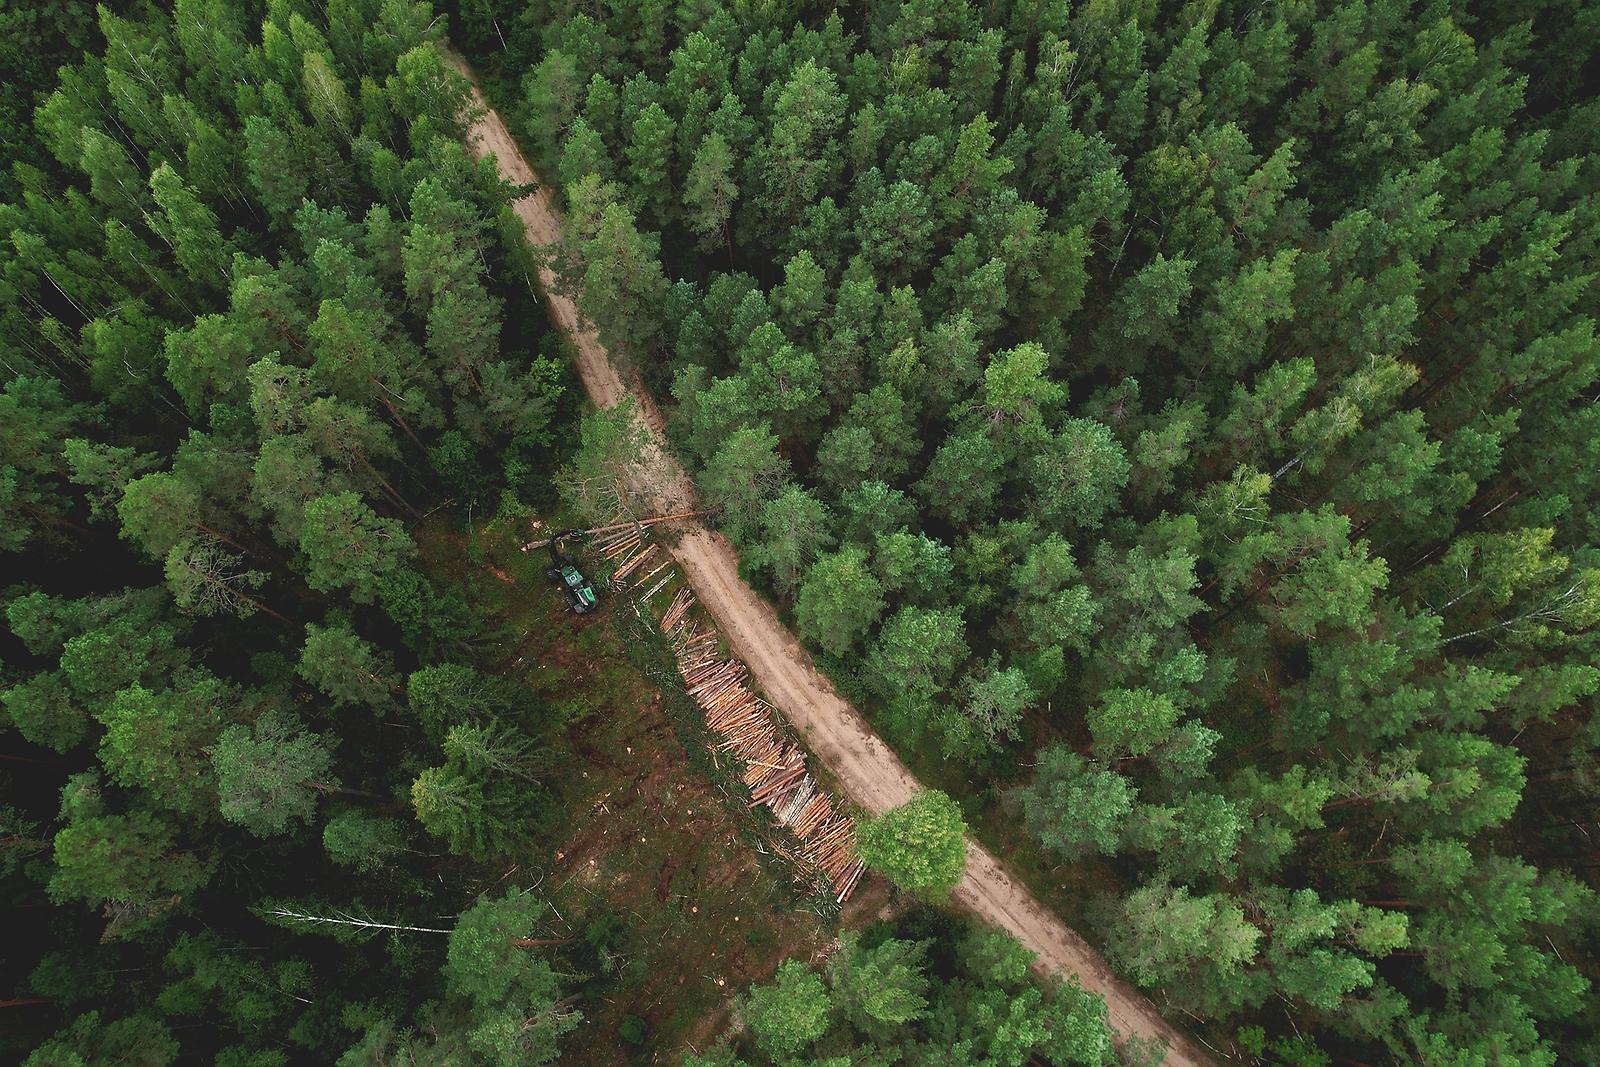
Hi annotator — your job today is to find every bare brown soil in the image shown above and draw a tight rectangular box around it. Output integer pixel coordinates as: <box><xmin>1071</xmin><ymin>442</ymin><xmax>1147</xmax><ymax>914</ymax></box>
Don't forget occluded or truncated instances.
<box><xmin>421</xmin><ymin>520</ymin><xmax>834</xmax><ymax>1062</ymax></box>
<box><xmin>452</xmin><ymin>53</ymin><xmax>1214</xmax><ymax>1067</ymax></box>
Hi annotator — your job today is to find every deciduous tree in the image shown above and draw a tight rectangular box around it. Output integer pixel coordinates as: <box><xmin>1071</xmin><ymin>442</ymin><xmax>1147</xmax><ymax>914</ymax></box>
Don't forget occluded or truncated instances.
<box><xmin>857</xmin><ymin>790</ymin><xmax>968</xmax><ymax>898</ymax></box>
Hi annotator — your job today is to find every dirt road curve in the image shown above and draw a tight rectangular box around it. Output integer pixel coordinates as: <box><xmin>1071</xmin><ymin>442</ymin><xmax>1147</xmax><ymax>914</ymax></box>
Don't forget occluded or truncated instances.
<box><xmin>452</xmin><ymin>54</ymin><xmax>1213</xmax><ymax>1067</ymax></box>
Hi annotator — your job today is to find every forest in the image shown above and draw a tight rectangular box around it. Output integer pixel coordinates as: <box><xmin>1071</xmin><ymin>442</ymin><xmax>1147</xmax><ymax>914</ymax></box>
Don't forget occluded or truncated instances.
<box><xmin>2</xmin><ymin>0</ymin><xmax>1598</xmax><ymax>1064</ymax></box>
<box><xmin>470</xmin><ymin>0</ymin><xmax>1600</xmax><ymax>1062</ymax></box>
<box><xmin>0</xmin><ymin>1</ymin><xmax>595</xmax><ymax>1061</ymax></box>
<box><xmin>0</xmin><ymin>1</ymin><xmax>1122</xmax><ymax>1064</ymax></box>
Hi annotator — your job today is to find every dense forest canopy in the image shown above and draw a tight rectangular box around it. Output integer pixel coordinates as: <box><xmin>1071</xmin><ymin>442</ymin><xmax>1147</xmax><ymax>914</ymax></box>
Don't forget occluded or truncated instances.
<box><xmin>6</xmin><ymin>0</ymin><xmax>1600</xmax><ymax>1063</ymax></box>
<box><xmin>456</xmin><ymin>0</ymin><xmax>1600</xmax><ymax>1062</ymax></box>
<box><xmin>0</xmin><ymin>1</ymin><xmax>1127</xmax><ymax>1064</ymax></box>
<box><xmin>684</xmin><ymin>911</ymin><xmax>1120</xmax><ymax>1067</ymax></box>
<box><xmin>0</xmin><ymin>0</ymin><xmax>584</xmax><ymax>1062</ymax></box>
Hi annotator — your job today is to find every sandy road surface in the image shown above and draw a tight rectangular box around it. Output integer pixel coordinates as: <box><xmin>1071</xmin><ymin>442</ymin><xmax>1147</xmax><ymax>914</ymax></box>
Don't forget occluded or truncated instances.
<box><xmin>452</xmin><ymin>53</ymin><xmax>1214</xmax><ymax>1067</ymax></box>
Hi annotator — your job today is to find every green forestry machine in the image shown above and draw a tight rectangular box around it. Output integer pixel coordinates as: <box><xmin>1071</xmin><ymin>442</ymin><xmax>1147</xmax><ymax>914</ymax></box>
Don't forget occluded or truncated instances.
<box><xmin>521</xmin><ymin>512</ymin><xmax>707</xmax><ymax>615</ymax></box>
<box><xmin>543</xmin><ymin>529</ymin><xmax>599</xmax><ymax>614</ymax></box>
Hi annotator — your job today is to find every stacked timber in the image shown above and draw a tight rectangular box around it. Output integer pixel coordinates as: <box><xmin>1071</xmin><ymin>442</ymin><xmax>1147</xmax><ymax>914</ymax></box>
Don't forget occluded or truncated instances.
<box><xmin>660</xmin><ymin>587</ymin><xmax>696</xmax><ymax>631</ymax></box>
<box><xmin>610</xmin><ymin>542</ymin><xmax>661</xmax><ymax>585</ymax></box>
<box><xmin>656</xmin><ymin>588</ymin><xmax>867</xmax><ymax>903</ymax></box>
<box><xmin>590</xmin><ymin>523</ymin><xmax>642</xmax><ymax>556</ymax></box>
<box><xmin>597</xmin><ymin>528</ymin><xmax>678</xmax><ymax>599</ymax></box>
<box><xmin>596</xmin><ymin>527</ymin><xmax>643</xmax><ymax>575</ymax></box>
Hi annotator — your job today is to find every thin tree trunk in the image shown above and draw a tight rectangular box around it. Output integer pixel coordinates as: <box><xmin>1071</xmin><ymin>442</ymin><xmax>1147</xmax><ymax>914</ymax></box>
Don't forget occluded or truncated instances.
<box><xmin>258</xmin><ymin>906</ymin><xmax>451</xmax><ymax>934</ymax></box>
<box><xmin>1</xmin><ymin>833</ymin><xmax>51</xmax><ymax>851</ymax></box>
<box><xmin>191</xmin><ymin>568</ymin><xmax>295</xmax><ymax>627</ymax></box>
<box><xmin>247</xmin><ymin>596</ymin><xmax>296</xmax><ymax>628</ymax></box>
<box><xmin>19</xmin><ymin>501</ymin><xmax>90</xmax><ymax>536</ymax></box>
<box><xmin>362</xmin><ymin>457</ymin><xmax>422</xmax><ymax>518</ymax></box>
<box><xmin>374</xmin><ymin>386</ymin><xmax>429</xmax><ymax>452</ymax></box>
<box><xmin>194</xmin><ymin>520</ymin><xmax>249</xmax><ymax>553</ymax></box>
<box><xmin>307</xmin><ymin>781</ymin><xmax>392</xmax><ymax>802</ymax></box>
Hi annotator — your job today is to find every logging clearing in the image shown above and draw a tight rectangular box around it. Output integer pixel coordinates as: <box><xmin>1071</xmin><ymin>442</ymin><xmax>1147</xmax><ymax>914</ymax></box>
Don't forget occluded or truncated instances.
<box><xmin>659</xmin><ymin>589</ymin><xmax>867</xmax><ymax>904</ymax></box>
<box><xmin>594</xmin><ymin>512</ymin><xmax>868</xmax><ymax>903</ymax></box>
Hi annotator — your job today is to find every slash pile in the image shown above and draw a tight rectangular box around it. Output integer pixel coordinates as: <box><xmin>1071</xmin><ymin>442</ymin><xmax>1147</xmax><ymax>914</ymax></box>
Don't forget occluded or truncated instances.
<box><xmin>596</xmin><ymin>525</ymin><xmax>675</xmax><ymax>597</ymax></box>
<box><xmin>656</xmin><ymin>586</ymin><xmax>868</xmax><ymax>903</ymax></box>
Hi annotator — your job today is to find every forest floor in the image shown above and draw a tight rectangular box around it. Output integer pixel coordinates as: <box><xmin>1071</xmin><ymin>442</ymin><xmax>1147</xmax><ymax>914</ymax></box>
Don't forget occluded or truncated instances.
<box><xmin>418</xmin><ymin>520</ymin><xmax>889</xmax><ymax>1062</ymax></box>
<box><xmin>451</xmin><ymin>53</ymin><xmax>1216</xmax><ymax>1067</ymax></box>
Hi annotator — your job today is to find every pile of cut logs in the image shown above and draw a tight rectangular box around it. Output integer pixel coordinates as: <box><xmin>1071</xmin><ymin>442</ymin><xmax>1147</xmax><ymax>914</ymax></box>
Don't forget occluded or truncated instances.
<box><xmin>658</xmin><ymin>589</ymin><xmax>867</xmax><ymax>903</ymax></box>
<box><xmin>600</xmin><ymin>529</ymin><xmax>675</xmax><ymax>597</ymax></box>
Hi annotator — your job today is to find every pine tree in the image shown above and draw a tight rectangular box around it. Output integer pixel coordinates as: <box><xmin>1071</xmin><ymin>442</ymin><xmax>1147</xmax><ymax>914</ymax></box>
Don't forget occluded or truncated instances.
<box><xmin>49</xmin><ymin>807</ymin><xmax>211</xmax><ymax>941</ymax></box>
<box><xmin>566</xmin><ymin>178</ymin><xmax>669</xmax><ymax>367</ymax></box>
<box><xmin>522</xmin><ymin>50</ymin><xmax>582</xmax><ymax>167</ymax></box>
<box><xmin>737</xmin><ymin>323</ymin><xmax>826</xmax><ymax>445</ymax></box>
<box><xmin>827</xmin><ymin>935</ymin><xmax>929</xmax><ymax>1039</ymax></box>
<box><xmin>117</xmin><ymin>472</ymin><xmax>223</xmax><ymax>558</ymax></box>
<box><xmin>754</xmin><ymin>485</ymin><xmax>834</xmax><ymax>600</ymax></box>
<box><xmin>2</xmin><ymin>671</ymin><xmax>89</xmax><ymax>753</ymax></box>
<box><xmin>149</xmin><ymin>163</ymin><xmax>230</xmax><ymax>287</ymax></box>
<box><xmin>625</xmin><ymin>101</ymin><xmax>676</xmax><ymax>226</ymax></box>
<box><xmin>759</xmin><ymin>60</ymin><xmax>846</xmax><ymax>225</ymax></box>
<box><xmin>95</xmin><ymin>676</ymin><xmax>231</xmax><ymax>815</ymax></box>
<box><xmin>684</xmin><ymin>131</ymin><xmax>737</xmax><ymax>253</ymax></box>
<box><xmin>323</xmin><ymin>809</ymin><xmax>408</xmax><ymax>872</ymax></box>
<box><xmin>1108</xmin><ymin>882</ymin><xmax>1260</xmax><ymax>1009</ymax></box>
<box><xmin>163</xmin><ymin>536</ymin><xmax>273</xmax><ymax>621</ymax></box>
<box><xmin>943</xmin><ymin>664</ymin><xmax>1034</xmax><ymax>759</ymax></box>
<box><xmin>866</xmin><ymin>606</ymin><xmax>968</xmax><ymax>740</ymax></box>
<box><xmin>443</xmin><ymin>888</ymin><xmax>579</xmax><ymax>1065</ymax></box>
<box><xmin>741</xmin><ymin>960</ymin><xmax>828</xmax><ymax>1060</ymax></box>
<box><xmin>211</xmin><ymin>710</ymin><xmax>336</xmax><ymax>837</ymax></box>
<box><xmin>1017</xmin><ymin>746</ymin><xmax>1135</xmax><ymax>860</ymax></box>
<box><xmin>795</xmin><ymin>545</ymin><xmax>886</xmax><ymax>658</ymax></box>
<box><xmin>298</xmin><ymin>491</ymin><xmax>413</xmax><ymax>603</ymax></box>
<box><xmin>410</xmin><ymin>763</ymin><xmax>529</xmax><ymax>860</ymax></box>
<box><xmin>700</xmin><ymin>426</ymin><xmax>789</xmax><ymax>544</ymax></box>
<box><xmin>298</xmin><ymin>619</ymin><xmax>398</xmax><ymax>712</ymax></box>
